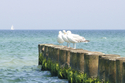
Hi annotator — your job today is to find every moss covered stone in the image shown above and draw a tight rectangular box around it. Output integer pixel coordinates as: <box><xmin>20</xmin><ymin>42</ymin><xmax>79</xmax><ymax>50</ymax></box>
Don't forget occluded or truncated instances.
<box><xmin>51</xmin><ymin>63</ymin><xmax>59</xmax><ymax>76</ymax></box>
<box><xmin>38</xmin><ymin>44</ymin><xmax>110</xmax><ymax>83</ymax></box>
<box><xmin>39</xmin><ymin>53</ymin><xmax>44</xmax><ymax>65</ymax></box>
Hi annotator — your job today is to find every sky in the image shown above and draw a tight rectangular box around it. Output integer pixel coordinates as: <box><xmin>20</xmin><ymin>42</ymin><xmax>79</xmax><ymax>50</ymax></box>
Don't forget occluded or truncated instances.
<box><xmin>0</xmin><ymin>0</ymin><xmax>125</xmax><ymax>30</ymax></box>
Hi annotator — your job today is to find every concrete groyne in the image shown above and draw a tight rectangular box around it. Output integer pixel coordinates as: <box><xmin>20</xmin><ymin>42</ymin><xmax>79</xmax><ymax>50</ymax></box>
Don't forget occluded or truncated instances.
<box><xmin>38</xmin><ymin>44</ymin><xmax>125</xmax><ymax>83</ymax></box>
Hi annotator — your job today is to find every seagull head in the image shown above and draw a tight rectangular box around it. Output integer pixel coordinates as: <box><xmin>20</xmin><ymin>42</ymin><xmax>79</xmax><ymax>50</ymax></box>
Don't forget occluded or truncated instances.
<box><xmin>63</xmin><ymin>30</ymin><xmax>66</xmax><ymax>33</ymax></box>
<box><xmin>67</xmin><ymin>31</ymin><xmax>72</xmax><ymax>34</ymax></box>
<box><xmin>63</xmin><ymin>30</ymin><xmax>67</xmax><ymax>34</ymax></box>
<box><xmin>59</xmin><ymin>31</ymin><xmax>62</xmax><ymax>34</ymax></box>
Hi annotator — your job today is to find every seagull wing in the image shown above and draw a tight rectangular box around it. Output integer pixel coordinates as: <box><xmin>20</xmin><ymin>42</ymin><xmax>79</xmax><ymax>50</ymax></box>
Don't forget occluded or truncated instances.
<box><xmin>57</xmin><ymin>34</ymin><xmax>64</xmax><ymax>43</ymax></box>
<box><xmin>71</xmin><ymin>34</ymin><xmax>89</xmax><ymax>42</ymax></box>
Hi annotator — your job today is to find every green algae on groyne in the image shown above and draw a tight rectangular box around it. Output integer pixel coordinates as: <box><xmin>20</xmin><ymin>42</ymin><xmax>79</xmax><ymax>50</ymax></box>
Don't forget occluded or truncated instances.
<box><xmin>38</xmin><ymin>44</ymin><xmax>125</xmax><ymax>83</ymax></box>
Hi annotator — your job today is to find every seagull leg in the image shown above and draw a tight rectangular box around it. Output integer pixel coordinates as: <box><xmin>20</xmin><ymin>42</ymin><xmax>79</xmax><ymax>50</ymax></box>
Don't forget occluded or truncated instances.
<box><xmin>69</xmin><ymin>43</ymin><xmax>70</xmax><ymax>48</ymax></box>
<box><xmin>73</xmin><ymin>43</ymin><xmax>74</xmax><ymax>48</ymax></box>
<box><xmin>74</xmin><ymin>43</ymin><xmax>76</xmax><ymax>49</ymax></box>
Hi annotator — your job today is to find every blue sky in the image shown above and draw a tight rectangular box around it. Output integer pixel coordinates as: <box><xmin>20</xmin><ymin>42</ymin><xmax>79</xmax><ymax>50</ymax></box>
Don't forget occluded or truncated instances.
<box><xmin>0</xmin><ymin>0</ymin><xmax>125</xmax><ymax>30</ymax></box>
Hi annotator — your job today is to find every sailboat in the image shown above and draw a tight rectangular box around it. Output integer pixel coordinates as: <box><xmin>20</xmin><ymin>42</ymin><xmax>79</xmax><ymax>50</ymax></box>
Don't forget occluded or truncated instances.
<box><xmin>11</xmin><ymin>25</ymin><xmax>14</xmax><ymax>30</ymax></box>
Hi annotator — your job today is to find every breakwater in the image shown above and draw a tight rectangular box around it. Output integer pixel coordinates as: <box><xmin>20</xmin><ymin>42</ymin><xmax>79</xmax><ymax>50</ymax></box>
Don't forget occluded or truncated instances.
<box><xmin>38</xmin><ymin>44</ymin><xmax>125</xmax><ymax>83</ymax></box>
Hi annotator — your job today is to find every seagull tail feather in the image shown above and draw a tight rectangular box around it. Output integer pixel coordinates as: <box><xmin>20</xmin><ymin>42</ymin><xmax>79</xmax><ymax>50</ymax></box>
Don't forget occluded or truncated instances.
<box><xmin>83</xmin><ymin>40</ymin><xmax>90</xmax><ymax>42</ymax></box>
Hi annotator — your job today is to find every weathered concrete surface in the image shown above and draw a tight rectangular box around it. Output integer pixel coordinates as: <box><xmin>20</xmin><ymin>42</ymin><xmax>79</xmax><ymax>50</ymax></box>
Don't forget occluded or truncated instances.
<box><xmin>98</xmin><ymin>54</ymin><xmax>120</xmax><ymax>82</ymax></box>
<box><xmin>122</xmin><ymin>62</ymin><xmax>125</xmax><ymax>83</ymax></box>
<box><xmin>108</xmin><ymin>57</ymin><xmax>120</xmax><ymax>83</ymax></box>
<box><xmin>70</xmin><ymin>49</ymin><xmax>78</xmax><ymax>71</ymax></box>
<box><xmin>44</xmin><ymin>44</ymin><xmax>54</xmax><ymax>60</ymax></box>
<box><xmin>77</xmin><ymin>50</ymin><xmax>89</xmax><ymax>73</ymax></box>
<box><xmin>53</xmin><ymin>45</ymin><xmax>65</xmax><ymax>63</ymax></box>
<box><xmin>116</xmin><ymin>58</ymin><xmax>125</xmax><ymax>83</ymax></box>
<box><xmin>84</xmin><ymin>51</ymin><xmax>104</xmax><ymax>78</ymax></box>
<box><xmin>65</xmin><ymin>48</ymin><xmax>71</xmax><ymax>68</ymax></box>
<box><xmin>38</xmin><ymin>44</ymin><xmax>125</xmax><ymax>83</ymax></box>
<box><xmin>38</xmin><ymin>44</ymin><xmax>46</xmax><ymax>65</ymax></box>
<box><xmin>59</xmin><ymin>47</ymin><xmax>67</xmax><ymax>66</ymax></box>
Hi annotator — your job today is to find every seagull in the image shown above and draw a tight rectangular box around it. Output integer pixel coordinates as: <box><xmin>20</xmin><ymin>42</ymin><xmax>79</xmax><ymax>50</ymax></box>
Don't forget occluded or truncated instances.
<box><xmin>57</xmin><ymin>31</ymin><xmax>65</xmax><ymax>45</ymax></box>
<box><xmin>67</xmin><ymin>31</ymin><xmax>89</xmax><ymax>49</ymax></box>
<box><xmin>62</xmin><ymin>30</ymin><xmax>71</xmax><ymax>47</ymax></box>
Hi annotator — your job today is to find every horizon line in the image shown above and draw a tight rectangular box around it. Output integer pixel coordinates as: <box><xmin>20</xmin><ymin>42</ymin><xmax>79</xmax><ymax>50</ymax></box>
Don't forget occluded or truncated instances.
<box><xmin>0</xmin><ymin>29</ymin><xmax>125</xmax><ymax>30</ymax></box>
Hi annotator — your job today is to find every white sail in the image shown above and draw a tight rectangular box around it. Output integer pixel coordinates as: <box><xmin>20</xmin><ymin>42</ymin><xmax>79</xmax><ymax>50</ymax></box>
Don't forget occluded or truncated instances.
<box><xmin>11</xmin><ymin>25</ymin><xmax>14</xmax><ymax>30</ymax></box>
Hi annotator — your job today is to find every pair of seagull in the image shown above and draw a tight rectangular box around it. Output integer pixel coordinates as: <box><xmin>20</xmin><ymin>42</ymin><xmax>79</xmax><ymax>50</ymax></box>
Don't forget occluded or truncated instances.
<box><xmin>57</xmin><ymin>30</ymin><xmax>89</xmax><ymax>49</ymax></box>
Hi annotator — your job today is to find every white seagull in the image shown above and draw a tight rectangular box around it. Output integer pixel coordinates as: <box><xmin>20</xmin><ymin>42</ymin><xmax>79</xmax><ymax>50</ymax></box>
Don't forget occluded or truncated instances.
<box><xmin>67</xmin><ymin>31</ymin><xmax>89</xmax><ymax>49</ymax></box>
<box><xmin>57</xmin><ymin>31</ymin><xmax>65</xmax><ymax>45</ymax></box>
<box><xmin>62</xmin><ymin>30</ymin><xmax>71</xmax><ymax>47</ymax></box>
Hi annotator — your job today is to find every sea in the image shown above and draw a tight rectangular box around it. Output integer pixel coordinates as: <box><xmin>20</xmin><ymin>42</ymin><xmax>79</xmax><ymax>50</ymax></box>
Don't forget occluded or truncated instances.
<box><xmin>0</xmin><ymin>30</ymin><xmax>125</xmax><ymax>83</ymax></box>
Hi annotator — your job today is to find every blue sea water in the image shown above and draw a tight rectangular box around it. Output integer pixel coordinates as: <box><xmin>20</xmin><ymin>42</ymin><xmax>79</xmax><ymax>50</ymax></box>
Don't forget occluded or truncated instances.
<box><xmin>0</xmin><ymin>30</ymin><xmax>125</xmax><ymax>83</ymax></box>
